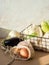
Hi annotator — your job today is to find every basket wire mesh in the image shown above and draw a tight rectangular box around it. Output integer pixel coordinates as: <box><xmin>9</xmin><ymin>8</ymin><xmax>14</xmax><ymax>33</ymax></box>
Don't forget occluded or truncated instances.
<box><xmin>20</xmin><ymin>24</ymin><xmax>49</xmax><ymax>52</ymax></box>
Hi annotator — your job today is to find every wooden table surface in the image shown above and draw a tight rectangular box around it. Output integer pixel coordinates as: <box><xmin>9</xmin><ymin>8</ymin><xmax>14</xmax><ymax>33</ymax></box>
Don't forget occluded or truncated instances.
<box><xmin>0</xmin><ymin>39</ymin><xmax>49</xmax><ymax>65</ymax></box>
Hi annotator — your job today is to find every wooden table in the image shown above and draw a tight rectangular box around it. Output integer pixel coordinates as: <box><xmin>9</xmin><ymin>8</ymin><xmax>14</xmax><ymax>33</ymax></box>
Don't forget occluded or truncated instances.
<box><xmin>0</xmin><ymin>39</ymin><xmax>49</xmax><ymax>65</ymax></box>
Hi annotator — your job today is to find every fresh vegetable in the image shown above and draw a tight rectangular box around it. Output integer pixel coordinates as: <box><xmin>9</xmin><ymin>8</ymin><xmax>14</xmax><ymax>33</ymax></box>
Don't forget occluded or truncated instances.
<box><xmin>20</xmin><ymin>48</ymin><xmax>29</xmax><ymax>58</ymax></box>
<box><xmin>23</xmin><ymin>25</ymin><xmax>43</xmax><ymax>39</ymax></box>
<box><xmin>3</xmin><ymin>37</ymin><xmax>23</xmax><ymax>47</ymax></box>
<box><xmin>41</xmin><ymin>21</ymin><xmax>49</xmax><ymax>33</ymax></box>
<box><xmin>7</xmin><ymin>31</ymin><xmax>21</xmax><ymax>39</ymax></box>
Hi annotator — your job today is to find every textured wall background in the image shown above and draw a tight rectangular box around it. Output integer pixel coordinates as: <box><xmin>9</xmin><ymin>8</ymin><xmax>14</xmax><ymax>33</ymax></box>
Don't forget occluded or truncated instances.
<box><xmin>0</xmin><ymin>0</ymin><xmax>49</xmax><ymax>32</ymax></box>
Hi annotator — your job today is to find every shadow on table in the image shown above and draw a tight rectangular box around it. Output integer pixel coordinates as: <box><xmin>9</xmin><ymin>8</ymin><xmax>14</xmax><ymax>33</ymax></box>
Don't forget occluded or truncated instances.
<box><xmin>0</xmin><ymin>45</ymin><xmax>49</xmax><ymax>65</ymax></box>
<box><xmin>0</xmin><ymin>48</ymin><xmax>41</xmax><ymax>65</ymax></box>
<box><xmin>8</xmin><ymin>51</ymin><xmax>49</xmax><ymax>65</ymax></box>
<box><xmin>35</xmin><ymin>50</ymin><xmax>49</xmax><ymax>58</ymax></box>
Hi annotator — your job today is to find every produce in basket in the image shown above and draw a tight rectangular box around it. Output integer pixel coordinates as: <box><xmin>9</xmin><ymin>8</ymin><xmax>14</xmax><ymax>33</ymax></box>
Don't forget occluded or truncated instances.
<box><xmin>23</xmin><ymin>24</ymin><xmax>43</xmax><ymax>39</ymax></box>
<box><xmin>21</xmin><ymin>21</ymin><xmax>49</xmax><ymax>52</ymax></box>
<box><xmin>41</xmin><ymin>32</ymin><xmax>49</xmax><ymax>50</ymax></box>
<box><xmin>41</xmin><ymin>21</ymin><xmax>49</xmax><ymax>33</ymax></box>
<box><xmin>32</xmin><ymin>25</ymin><xmax>43</xmax><ymax>37</ymax></box>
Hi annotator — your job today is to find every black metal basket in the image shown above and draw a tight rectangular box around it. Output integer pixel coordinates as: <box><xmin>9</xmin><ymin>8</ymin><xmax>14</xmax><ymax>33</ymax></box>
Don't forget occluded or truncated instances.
<box><xmin>20</xmin><ymin>24</ymin><xmax>49</xmax><ymax>52</ymax></box>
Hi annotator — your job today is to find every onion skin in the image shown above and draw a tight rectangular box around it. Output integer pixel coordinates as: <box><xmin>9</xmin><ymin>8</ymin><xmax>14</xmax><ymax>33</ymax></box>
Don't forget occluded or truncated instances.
<box><xmin>20</xmin><ymin>48</ymin><xmax>29</xmax><ymax>58</ymax></box>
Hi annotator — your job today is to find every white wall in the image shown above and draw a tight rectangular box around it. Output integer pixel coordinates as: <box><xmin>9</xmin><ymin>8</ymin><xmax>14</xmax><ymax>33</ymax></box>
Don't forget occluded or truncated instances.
<box><xmin>0</xmin><ymin>0</ymin><xmax>49</xmax><ymax>32</ymax></box>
